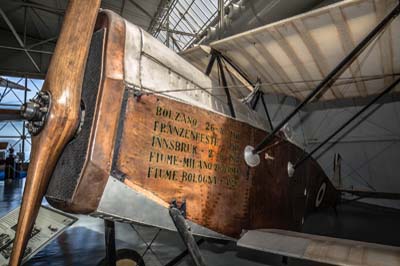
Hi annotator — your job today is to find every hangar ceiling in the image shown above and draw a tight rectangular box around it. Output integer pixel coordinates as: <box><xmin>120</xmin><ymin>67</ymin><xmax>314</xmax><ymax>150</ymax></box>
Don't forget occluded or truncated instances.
<box><xmin>0</xmin><ymin>0</ymin><xmax>170</xmax><ymax>78</ymax></box>
<box><xmin>0</xmin><ymin>0</ymin><xmax>333</xmax><ymax>79</ymax></box>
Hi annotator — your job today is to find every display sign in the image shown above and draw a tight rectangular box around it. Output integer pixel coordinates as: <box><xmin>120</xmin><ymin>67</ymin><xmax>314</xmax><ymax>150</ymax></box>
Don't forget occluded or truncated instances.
<box><xmin>0</xmin><ymin>206</ymin><xmax>77</xmax><ymax>265</ymax></box>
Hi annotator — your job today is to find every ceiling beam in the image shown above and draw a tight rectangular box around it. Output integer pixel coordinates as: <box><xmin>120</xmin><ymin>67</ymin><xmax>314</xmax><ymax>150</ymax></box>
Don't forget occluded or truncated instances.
<box><xmin>27</xmin><ymin>36</ymin><xmax>57</xmax><ymax>49</ymax></box>
<box><xmin>0</xmin><ymin>45</ymin><xmax>53</xmax><ymax>55</ymax></box>
<box><xmin>160</xmin><ymin>27</ymin><xmax>196</xmax><ymax>37</ymax></box>
<box><xmin>148</xmin><ymin>0</ymin><xmax>172</xmax><ymax>32</ymax></box>
<box><xmin>14</xmin><ymin>1</ymin><xmax>65</xmax><ymax>16</ymax></box>
<box><xmin>0</xmin><ymin>8</ymin><xmax>41</xmax><ymax>72</ymax></box>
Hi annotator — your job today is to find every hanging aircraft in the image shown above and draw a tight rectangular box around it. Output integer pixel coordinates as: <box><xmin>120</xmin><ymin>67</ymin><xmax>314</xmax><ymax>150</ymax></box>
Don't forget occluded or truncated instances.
<box><xmin>6</xmin><ymin>0</ymin><xmax>400</xmax><ymax>265</ymax></box>
<box><xmin>0</xmin><ymin>77</ymin><xmax>28</xmax><ymax>121</ymax></box>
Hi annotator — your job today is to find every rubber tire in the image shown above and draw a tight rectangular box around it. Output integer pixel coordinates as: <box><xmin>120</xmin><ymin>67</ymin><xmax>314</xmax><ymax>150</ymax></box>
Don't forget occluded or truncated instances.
<box><xmin>97</xmin><ymin>249</ymin><xmax>145</xmax><ymax>266</ymax></box>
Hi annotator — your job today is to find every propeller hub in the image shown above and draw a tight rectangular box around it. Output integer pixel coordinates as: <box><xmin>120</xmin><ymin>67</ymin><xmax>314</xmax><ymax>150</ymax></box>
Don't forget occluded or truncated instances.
<box><xmin>21</xmin><ymin>91</ymin><xmax>50</xmax><ymax>135</ymax></box>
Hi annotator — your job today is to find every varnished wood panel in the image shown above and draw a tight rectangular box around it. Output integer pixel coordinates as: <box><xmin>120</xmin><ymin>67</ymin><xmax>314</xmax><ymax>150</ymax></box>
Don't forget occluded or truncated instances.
<box><xmin>117</xmin><ymin>94</ymin><xmax>253</xmax><ymax>236</ymax></box>
<box><xmin>115</xmin><ymin>93</ymin><xmax>337</xmax><ymax>237</ymax></box>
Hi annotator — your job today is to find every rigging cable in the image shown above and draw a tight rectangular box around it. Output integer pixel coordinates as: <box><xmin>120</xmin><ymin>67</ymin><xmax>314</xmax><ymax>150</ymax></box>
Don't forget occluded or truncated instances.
<box><xmin>292</xmin><ymin>77</ymin><xmax>400</xmax><ymax>171</ymax></box>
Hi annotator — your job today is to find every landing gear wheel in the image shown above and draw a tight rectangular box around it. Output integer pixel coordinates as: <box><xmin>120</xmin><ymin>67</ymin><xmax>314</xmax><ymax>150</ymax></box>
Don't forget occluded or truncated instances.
<box><xmin>97</xmin><ymin>249</ymin><xmax>145</xmax><ymax>266</ymax></box>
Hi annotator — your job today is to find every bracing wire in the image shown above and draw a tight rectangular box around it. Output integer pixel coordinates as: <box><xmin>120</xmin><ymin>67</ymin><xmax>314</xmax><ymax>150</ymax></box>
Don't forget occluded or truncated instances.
<box><xmin>138</xmin><ymin>73</ymin><xmax>400</xmax><ymax>95</ymax></box>
<box><xmin>306</xmin><ymin>22</ymin><xmax>395</xmax><ymax>154</ymax></box>
<box><xmin>300</xmin><ymin>23</ymin><xmax>400</xmax><ymax>190</ymax></box>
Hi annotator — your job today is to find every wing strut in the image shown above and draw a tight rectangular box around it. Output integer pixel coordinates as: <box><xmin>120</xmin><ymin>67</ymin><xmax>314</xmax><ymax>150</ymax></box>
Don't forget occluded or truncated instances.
<box><xmin>216</xmin><ymin>55</ymin><xmax>236</xmax><ymax>118</ymax></box>
<box><xmin>249</xmin><ymin>2</ymin><xmax>400</xmax><ymax>158</ymax></box>
<box><xmin>204</xmin><ymin>52</ymin><xmax>216</xmax><ymax>76</ymax></box>
<box><xmin>204</xmin><ymin>49</ymin><xmax>236</xmax><ymax>118</ymax></box>
<box><xmin>260</xmin><ymin>92</ymin><xmax>274</xmax><ymax>131</ymax></box>
<box><xmin>169</xmin><ymin>202</ymin><xmax>207</xmax><ymax>266</ymax></box>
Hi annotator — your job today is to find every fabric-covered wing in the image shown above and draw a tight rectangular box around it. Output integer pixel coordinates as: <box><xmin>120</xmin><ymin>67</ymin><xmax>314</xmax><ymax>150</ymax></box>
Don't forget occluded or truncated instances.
<box><xmin>238</xmin><ymin>229</ymin><xmax>400</xmax><ymax>266</ymax></box>
<box><xmin>181</xmin><ymin>0</ymin><xmax>400</xmax><ymax>101</ymax></box>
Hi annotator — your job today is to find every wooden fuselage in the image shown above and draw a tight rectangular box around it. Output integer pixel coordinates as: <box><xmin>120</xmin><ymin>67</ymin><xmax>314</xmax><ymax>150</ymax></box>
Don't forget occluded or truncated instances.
<box><xmin>45</xmin><ymin>10</ymin><xmax>337</xmax><ymax>239</ymax></box>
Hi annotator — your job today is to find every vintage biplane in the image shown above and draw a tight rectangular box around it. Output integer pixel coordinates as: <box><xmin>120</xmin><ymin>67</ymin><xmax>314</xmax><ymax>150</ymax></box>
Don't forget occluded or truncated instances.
<box><xmin>7</xmin><ymin>0</ymin><xmax>400</xmax><ymax>265</ymax></box>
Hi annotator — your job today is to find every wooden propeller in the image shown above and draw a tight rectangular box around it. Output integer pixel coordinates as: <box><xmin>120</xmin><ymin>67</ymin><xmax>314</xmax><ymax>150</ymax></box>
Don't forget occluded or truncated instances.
<box><xmin>9</xmin><ymin>0</ymin><xmax>101</xmax><ymax>265</ymax></box>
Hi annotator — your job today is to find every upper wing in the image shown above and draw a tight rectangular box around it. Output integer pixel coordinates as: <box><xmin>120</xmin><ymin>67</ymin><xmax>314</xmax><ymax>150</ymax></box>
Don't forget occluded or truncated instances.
<box><xmin>181</xmin><ymin>0</ymin><xmax>400</xmax><ymax>102</ymax></box>
<box><xmin>238</xmin><ymin>229</ymin><xmax>400</xmax><ymax>266</ymax></box>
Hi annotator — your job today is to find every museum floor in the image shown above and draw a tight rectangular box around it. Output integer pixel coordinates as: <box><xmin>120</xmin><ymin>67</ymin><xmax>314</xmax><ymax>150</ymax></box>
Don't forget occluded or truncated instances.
<box><xmin>1</xmin><ymin>179</ymin><xmax>400</xmax><ymax>266</ymax></box>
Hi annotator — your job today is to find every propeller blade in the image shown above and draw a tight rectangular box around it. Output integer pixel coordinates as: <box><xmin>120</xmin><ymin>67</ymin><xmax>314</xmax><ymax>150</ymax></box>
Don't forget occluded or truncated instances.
<box><xmin>9</xmin><ymin>0</ymin><xmax>101</xmax><ymax>265</ymax></box>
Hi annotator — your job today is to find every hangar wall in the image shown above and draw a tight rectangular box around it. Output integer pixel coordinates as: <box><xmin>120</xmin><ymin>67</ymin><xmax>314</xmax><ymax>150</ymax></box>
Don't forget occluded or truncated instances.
<box><xmin>260</xmin><ymin>93</ymin><xmax>400</xmax><ymax>209</ymax></box>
